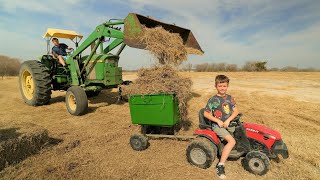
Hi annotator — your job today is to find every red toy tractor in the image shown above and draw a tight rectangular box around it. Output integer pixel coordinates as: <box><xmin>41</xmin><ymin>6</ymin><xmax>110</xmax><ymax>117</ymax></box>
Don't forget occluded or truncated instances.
<box><xmin>186</xmin><ymin>109</ymin><xmax>289</xmax><ymax>175</ymax></box>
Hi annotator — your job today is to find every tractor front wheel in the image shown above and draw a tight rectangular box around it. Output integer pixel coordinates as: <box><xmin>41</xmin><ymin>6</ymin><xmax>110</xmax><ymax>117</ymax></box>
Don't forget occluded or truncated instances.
<box><xmin>186</xmin><ymin>137</ymin><xmax>217</xmax><ymax>169</ymax></box>
<box><xmin>19</xmin><ymin>60</ymin><xmax>52</xmax><ymax>106</ymax></box>
<box><xmin>130</xmin><ymin>134</ymin><xmax>148</xmax><ymax>151</ymax></box>
<box><xmin>65</xmin><ymin>86</ymin><xmax>88</xmax><ymax>116</ymax></box>
<box><xmin>243</xmin><ymin>151</ymin><xmax>270</xmax><ymax>175</ymax></box>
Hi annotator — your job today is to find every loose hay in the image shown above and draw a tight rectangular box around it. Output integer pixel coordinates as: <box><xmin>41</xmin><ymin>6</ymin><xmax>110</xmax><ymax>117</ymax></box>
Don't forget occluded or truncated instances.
<box><xmin>121</xmin><ymin>65</ymin><xmax>192</xmax><ymax>120</ymax></box>
<box><xmin>122</xmin><ymin>26</ymin><xmax>200</xmax><ymax>120</ymax></box>
<box><xmin>142</xmin><ymin>26</ymin><xmax>188</xmax><ymax>66</ymax></box>
<box><xmin>0</xmin><ymin>128</ymin><xmax>49</xmax><ymax>171</ymax></box>
<box><xmin>186</xmin><ymin>47</ymin><xmax>204</xmax><ymax>55</ymax></box>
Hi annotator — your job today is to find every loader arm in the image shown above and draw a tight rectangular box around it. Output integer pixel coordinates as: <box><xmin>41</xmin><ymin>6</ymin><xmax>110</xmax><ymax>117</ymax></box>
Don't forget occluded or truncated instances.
<box><xmin>65</xmin><ymin>13</ymin><xmax>203</xmax><ymax>85</ymax></box>
<box><xmin>71</xmin><ymin>22</ymin><xmax>125</xmax><ymax>59</ymax></box>
<box><xmin>66</xmin><ymin>21</ymin><xmax>126</xmax><ymax>85</ymax></box>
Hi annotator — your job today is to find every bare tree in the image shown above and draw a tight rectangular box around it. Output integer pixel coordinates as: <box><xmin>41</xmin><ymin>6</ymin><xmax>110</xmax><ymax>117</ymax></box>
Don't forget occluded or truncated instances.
<box><xmin>226</xmin><ymin>64</ymin><xmax>238</xmax><ymax>71</ymax></box>
<box><xmin>0</xmin><ymin>55</ymin><xmax>21</xmax><ymax>79</ymax></box>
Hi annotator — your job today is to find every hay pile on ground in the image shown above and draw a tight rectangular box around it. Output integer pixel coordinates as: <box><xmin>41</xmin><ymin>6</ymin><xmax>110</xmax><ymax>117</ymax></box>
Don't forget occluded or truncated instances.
<box><xmin>121</xmin><ymin>65</ymin><xmax>192</xmax><ymax>120</ymax></box>
<box><xmin>0</xmin><ymin>128</ymin><xmax>49</xmax><ymax>171</ymax></box>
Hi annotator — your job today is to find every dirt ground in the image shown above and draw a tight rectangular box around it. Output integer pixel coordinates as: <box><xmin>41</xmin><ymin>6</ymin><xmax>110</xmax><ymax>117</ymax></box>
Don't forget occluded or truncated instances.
<box><xmin>0</xmin><ymin>72</ymin><xmax>319</xmax><ymax>179</ymax></box>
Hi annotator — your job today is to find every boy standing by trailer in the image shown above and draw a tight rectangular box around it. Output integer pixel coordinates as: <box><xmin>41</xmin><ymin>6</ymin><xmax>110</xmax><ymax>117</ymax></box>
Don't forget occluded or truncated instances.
<box><xmin>204</xmin><ymin>75</ymin><xmax>239</xmax><ymax>179</ymax></box>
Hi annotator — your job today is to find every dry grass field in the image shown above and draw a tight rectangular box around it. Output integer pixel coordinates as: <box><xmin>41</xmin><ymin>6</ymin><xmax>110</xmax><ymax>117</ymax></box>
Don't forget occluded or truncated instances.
<box><xmin>0</xmin><ymin>72</ymin><xmax>319</xmax><ymax>179</ymax></box>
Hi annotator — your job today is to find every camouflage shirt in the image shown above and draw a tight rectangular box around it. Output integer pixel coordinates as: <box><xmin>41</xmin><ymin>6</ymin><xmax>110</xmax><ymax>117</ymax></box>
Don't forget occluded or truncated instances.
<box><xmin>204</xmin><ymin>94</ymin><xmax>237</xmax><ymax>127</ymax></box>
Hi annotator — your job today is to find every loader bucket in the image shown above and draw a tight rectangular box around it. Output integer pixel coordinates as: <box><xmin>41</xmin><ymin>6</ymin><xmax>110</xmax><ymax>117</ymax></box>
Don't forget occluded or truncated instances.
<box><xmin>124</xmin><ymin>13</ymin><xmax>204</xmax><ymax>54</ymax></box>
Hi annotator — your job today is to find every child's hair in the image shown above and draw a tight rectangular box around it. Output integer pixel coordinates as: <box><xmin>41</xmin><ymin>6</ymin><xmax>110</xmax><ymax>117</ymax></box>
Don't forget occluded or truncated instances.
<box><xmin>215</xmin><ymin>75</ymin><xmax>229</xmax><ymax>86</ymax></box>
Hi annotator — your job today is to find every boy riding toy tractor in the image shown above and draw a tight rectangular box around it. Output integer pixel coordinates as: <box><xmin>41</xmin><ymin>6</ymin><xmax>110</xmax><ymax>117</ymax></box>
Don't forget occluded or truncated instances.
<box><xmin>186</xmin><ymin>109</ymin><xmax>289</xmax><ymax>176</ymax></box>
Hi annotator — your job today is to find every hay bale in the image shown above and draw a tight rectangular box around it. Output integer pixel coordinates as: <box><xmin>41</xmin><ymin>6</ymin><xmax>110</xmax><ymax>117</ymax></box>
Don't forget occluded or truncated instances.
<box><xmin>121</xmin><ymin>65</ymin><xmax>192</xmax><ymax>120</ymax></box>
<box><xmin>0</xmin><ymin>128</ymin><xmax>49</xmax><ymax>171</ymax></box>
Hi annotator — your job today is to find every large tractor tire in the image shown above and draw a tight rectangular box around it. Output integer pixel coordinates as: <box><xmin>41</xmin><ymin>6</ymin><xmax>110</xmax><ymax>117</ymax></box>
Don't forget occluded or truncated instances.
<box><xmin>186</xmin><ymin>137</ymin><xmax>217</xmax><ymax>169</ymax></box>
<box><xmin>19</xmin><ymin>60</ymin><xmax>52</xmax><ymax>106</ymax></box>
<box><xmin>65</xmin><ymin>86</ymin><xmax>88</xmax><ymax>116</ymax></box>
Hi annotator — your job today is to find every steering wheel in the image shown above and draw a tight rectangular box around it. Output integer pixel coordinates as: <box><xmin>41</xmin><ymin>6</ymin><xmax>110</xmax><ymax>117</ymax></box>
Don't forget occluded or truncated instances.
<box><xmin>66</xmin><ymin>49</ymin><xmax>74</xmax><ymax>56</ymax></box>
<box><xmin>233</xmin><ymin>113</ymin><xmax>243</xmax><ymax>125</ymax></box>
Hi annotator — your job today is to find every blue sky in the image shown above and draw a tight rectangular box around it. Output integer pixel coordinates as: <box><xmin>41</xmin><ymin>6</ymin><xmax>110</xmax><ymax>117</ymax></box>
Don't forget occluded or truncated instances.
<box><xmin>0</xmin><ymin>0</ymin><xmax>319</xmax><ymax>69</ymax></box>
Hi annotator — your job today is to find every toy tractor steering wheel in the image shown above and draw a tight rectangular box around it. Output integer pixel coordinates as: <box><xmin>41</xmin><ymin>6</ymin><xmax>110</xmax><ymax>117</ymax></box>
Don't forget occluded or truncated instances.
<box><xmin>233</xmin><ymin>113</ymin><xmax>243</xmax><ymax>125</ymax></box>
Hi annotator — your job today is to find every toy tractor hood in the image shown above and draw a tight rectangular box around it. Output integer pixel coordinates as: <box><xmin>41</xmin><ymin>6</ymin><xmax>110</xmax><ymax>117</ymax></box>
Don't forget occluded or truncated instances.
<box><xmin>123</xmin><ymin>13</ymin><xmax>204</xmax><ymax>54</ymax></box>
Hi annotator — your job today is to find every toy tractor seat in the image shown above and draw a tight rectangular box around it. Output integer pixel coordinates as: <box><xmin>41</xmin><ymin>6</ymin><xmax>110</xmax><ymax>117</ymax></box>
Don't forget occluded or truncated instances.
<box><xmin>199</xmin><ymin>108</ymin><xmax>212</xmax><ymax>129</ymax></box>
<box><xmin>198</xmin><ymin>108</ymin><xmax>238</xmax><ymax>130</ymax></box>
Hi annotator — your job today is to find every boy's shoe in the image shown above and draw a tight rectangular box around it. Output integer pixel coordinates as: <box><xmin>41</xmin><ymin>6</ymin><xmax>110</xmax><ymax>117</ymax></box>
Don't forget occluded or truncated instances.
<box><xmin>216</xmin><ymin>164</ymin><xmax>226</xmax><ymax>179</ymax></box>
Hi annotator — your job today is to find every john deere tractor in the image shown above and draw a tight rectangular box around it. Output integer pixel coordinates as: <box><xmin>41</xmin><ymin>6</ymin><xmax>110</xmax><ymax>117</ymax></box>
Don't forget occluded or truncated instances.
<box><xmin>19</xmin><ymin>13</ymin><xmax>203</xmax><ymax>116</ymax></box>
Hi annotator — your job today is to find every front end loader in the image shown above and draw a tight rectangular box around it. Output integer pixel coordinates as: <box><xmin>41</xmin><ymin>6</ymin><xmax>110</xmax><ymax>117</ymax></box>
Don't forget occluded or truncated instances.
<box><xmin>18</xmin><ymin>13</ymin><xmax>203</xmax><ymax>116</ymax></box>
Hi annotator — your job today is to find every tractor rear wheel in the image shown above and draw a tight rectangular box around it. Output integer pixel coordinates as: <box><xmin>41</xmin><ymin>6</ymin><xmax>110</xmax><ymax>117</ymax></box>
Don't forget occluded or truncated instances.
<box><xmin>186</xmin><ymin>137</ymin><xmax>217</xmax><ymax>169</ymax></box>
<box><xmin>130</xmin><ymin>134</ymin><xmax>148</xmax><ymax>151</ymax></box>
<box><xmin>243</xmin><ymin>151</ymin><xmax>270</xmax><ymax>175</ymax></box>
<box><xmin>65</xmin><ymin>86</ymin><xmax>88</xmax><ymax>116</ymax></box>
<box><xmin>19</xmin><ymin>60</ymin><xmax>52</xmax><ymax>106</ymax></box>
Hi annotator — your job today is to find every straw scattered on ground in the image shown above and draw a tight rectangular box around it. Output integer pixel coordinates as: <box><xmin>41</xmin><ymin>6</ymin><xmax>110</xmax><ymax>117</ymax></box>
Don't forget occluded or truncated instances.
<box><xmin>0</xmin><ymin>72</ymin><xmax>320</xmax><ymax>179</ymax></box>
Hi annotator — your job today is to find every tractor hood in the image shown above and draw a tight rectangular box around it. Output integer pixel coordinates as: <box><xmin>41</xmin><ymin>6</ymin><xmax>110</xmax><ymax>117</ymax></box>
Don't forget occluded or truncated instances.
<box><xmin>123</xmin><ymin>13</ymin><xmax>204</xmax><ymax>54</ymax></box>
<box><xmin>244</xmin><ymin>123</ymin><xmax>282</xmax><ymax>140</ymax></box>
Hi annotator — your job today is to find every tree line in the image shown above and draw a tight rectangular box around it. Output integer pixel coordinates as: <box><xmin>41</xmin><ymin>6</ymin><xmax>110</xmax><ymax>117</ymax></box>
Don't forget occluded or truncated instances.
<box><xmin>181</xmin><ymin>61</ymin><xmax>319</xmax><ymax>72</ymax></box>
<box><xmin>0</xmin><ymin>55</ymin><xmax>21</xmax><ymax>79</ymax></box>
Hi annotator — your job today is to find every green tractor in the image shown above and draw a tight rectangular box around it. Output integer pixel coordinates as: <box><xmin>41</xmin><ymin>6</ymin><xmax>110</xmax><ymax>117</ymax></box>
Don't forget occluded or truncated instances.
<box><xmin>18</xmin><ymin>13</ymin><xmax>203</xmax><ymax>116</ymax></box>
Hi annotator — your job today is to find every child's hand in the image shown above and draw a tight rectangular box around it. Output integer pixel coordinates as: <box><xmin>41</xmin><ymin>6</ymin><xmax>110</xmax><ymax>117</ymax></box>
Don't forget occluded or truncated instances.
<box><xmin>223</xmin><ymin>121</ymin><xmax>230</xmax><ymax>128</ymax></box>
<box><xmin>217</xmin><ymin>121</ymin><xmax>224</xmax><ymax>128</ymax></box>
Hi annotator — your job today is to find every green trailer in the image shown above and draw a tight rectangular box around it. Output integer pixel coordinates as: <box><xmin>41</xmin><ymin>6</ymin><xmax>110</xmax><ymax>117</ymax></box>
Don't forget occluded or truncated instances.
<box><xmin>129</xmin><ymin>94</ymin><xmax>195</xmax><ymax>151</ymax></box>
<box><xmin>129</xmin><ymin>94</ymin><xmax>180</xmax><ymax>126</ymax></box>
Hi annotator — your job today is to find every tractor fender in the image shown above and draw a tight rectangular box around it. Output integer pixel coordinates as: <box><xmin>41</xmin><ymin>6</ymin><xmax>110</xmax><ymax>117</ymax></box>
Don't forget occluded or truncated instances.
<box><xmin>194</xmin><ymin>129</ymin><xmax>220</xmax><ymax>145</ymax></box>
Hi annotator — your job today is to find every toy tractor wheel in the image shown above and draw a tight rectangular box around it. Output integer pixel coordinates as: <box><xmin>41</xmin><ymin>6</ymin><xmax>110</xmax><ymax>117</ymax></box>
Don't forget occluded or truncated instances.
<box><xmin>19</xmin><ymin>60</ymin><xmax>52</xmax><ymax>106</ymax></box>
<box><xmin>243</xmin><ymin>151</ymin><xmax>270</xmax><ymax>175</ymax></box>
<box><xmin>186</xmin><ymin>137</ymin><xmax>217</xmax><ymax>169</ymax></box>
<box><xmin>130</xmin><ymin>134</ymin><xmax>148</xmax><ymax>151</ymax></box>
<box><xmin>65</xmin><ymin>86</ymin><xmax>88</xmax><ymax>116</ymax></box>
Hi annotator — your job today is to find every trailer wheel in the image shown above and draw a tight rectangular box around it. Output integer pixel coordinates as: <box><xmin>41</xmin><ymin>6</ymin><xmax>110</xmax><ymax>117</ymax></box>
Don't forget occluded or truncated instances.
<box><xmin>130</xmin><ymin>134</ymin><xmax>148</xmax><ymax>151</ymax></box>
<box><xmin>243</xmin><ymin>151</ymin><xmax>270</xmax><ymax>175</ymax></box>
<box><xmin>65</xmin><ymin>86</ymin><xmax>88</xmax><ymax>116</ymax></box>
<box><xmin>186</xmin><ymin>137</ymin><xmax>217</xmax><ymax>169</ymax></box>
